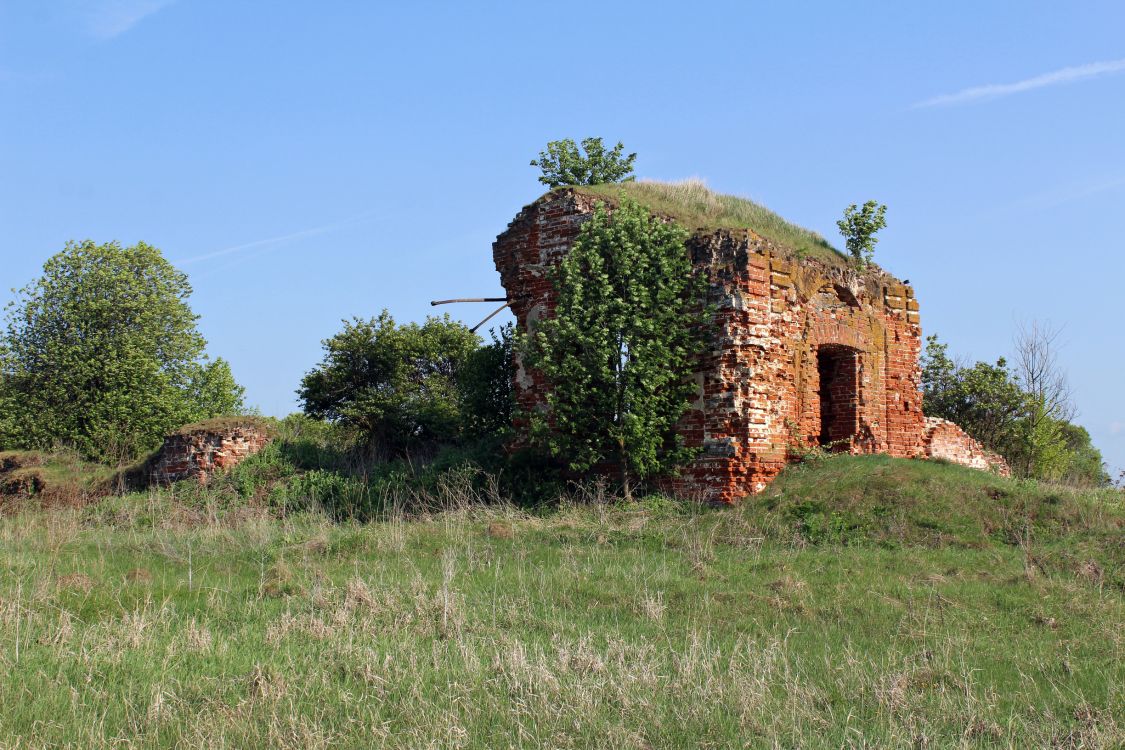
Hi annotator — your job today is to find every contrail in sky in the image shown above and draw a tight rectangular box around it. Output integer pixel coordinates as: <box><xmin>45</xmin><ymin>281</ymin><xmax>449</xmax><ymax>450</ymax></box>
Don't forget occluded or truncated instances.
<box><xmin>174</xmin><ymin>211</ymin><xmax>377</xmax><ymax>266</ymax></box>
<box><xmin>914</xmin><ymin>57</ymin><xmax>1125</xmax><ymax>108</ymax></box>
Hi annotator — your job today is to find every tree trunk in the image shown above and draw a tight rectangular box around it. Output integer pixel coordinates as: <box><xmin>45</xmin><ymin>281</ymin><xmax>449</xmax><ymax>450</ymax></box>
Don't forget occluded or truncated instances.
<box><xmin>618</xmin><ymin>437</ymin><xmax>631</xmax><ymax>501</ymax></box>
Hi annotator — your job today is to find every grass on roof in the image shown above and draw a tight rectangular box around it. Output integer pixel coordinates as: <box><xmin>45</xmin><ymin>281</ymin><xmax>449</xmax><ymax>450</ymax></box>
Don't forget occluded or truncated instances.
<box><xmin>571</xmin><ymin>179</ymin><xmax>848</xmax><ymax>266</ymax></box>
<box><xmin>173</xmin><ymin>415</ymin><xmax>276</xmax><ymax>436</ymax></box>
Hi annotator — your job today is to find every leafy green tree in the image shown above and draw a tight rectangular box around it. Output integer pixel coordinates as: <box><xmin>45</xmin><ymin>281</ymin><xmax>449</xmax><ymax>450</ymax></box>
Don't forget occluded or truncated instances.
<box><xmin>530</xmin><ymin>137</ymin><xmax>637</xmax><ymax>188</ymax></box>
<box><xmin>529</xmin><ymin>197</ymin><xmax>709</xmax><ymax>498</ymax></box>
<box><xmin>1018</xmin><ymin>395</ymin><xmax>1071</xmax><ymax>481</ymax></box>
<box><xmin>1056</xmin><ymin>423</ymin><xmax>1111</xmax><ymax>487</ymax></box>
<box><xmin>0</xmin><ymin>240</ymin><xmax>243</xmax><ymax>463</ymax></box>
<box><xmin>921</xmin><ymin>334</ymin><xmax>1108</xmax><ymax>484</ymax></box>
<box><xmin>836</xmin><ymin>200</ymin><xmax>887</xmax><ymax>267</ymax></box>
<box><xmin>298</xmin><ymin>311</ymin><xmax>479</xmax><ymax>457</ymax></box>
<box><xmin>921</xmin><ymin>335</ymin><xmax>1026</xmax><ymax>453</ymax></box>
<box><xmin>457</xmin><ymin>324</ymin><xmax>515</xmax><ymax>442</ymax></box>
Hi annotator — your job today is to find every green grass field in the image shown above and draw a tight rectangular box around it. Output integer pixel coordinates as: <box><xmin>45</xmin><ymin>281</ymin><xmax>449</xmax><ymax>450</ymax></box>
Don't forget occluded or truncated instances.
<box><xmin>1</xmin><ymin>455</ymin><xmax>1122</xmax><ymax>748</ymax></box>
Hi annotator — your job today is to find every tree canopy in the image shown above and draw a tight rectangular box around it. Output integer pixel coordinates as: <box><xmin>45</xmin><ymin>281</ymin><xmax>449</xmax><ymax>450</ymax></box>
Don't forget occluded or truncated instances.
<box><xmin>0</xmin><ymin>240</ymin><xmax>243</xmax><ymax>462</ymax></box>
<box><xmin>528</xmin><ymin>197</ymin><xmax>709</xmax><ymax>497</ymax></box>
<box><xmin>920</xmin><ymin>333</ymin><xmax>1108</xmax><ymax>485</ymax></box>
<box><xmin>530</xmin><ymin>137</ymin><xmax>637</xmax><ymax>188</ymax></box>
<box><xmin>298</xmin><ymin>311</ymin><xmax>480</xmax><ymax>457</ymax></box>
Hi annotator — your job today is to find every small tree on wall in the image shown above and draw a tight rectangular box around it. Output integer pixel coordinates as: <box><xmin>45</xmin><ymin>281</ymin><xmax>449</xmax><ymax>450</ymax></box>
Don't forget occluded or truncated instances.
<box><xmin>528</xmin><ymin>197</ymin><xmax>709</xmax><ymax>499</ymax></box>
<box><xmin>530</xmin><ymin>137</ymin><xmax>637</xmax><ymax>188</ymax></box>
<box><xmin>837</xmin><ymin>200</ymin><xmax>887</xmax><ymax>268</ymax></box>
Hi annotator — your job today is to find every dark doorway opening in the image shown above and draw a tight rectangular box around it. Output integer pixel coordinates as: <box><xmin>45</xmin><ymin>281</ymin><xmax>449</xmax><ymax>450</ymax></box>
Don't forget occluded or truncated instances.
<box><xmin>817</xmin><ymin>345</ymin><xmax>860</xmax><ymax>449</ymax></box>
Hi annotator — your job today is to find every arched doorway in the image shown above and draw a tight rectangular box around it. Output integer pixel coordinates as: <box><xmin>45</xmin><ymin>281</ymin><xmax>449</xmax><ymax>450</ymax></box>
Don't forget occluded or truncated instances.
<box><xmin>817</xmin><ymin>344</ymin><xmax>860</xmax><ymax>449</ymax></box>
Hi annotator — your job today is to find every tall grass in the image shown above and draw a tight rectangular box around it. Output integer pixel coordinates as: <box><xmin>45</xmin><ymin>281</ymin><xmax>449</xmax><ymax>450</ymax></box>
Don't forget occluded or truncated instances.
<box><xmin>0</xmin><ymin>455</ymin><xmax>1122</xmax><ymax>747</ymax></box>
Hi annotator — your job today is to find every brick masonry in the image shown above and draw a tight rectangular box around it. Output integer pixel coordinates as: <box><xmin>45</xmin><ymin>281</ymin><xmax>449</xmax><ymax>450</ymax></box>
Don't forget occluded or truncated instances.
<box><xmin>494</xmin><ymin>189</ymin><xmax>1005</xmax><ymax>501</ymax></box>
<box><xmin>922</xmin><ymin>417</ymin><xmax>1011</xmax><ymax>476</ymax></box>
<box><xmin>150</xmin><ymin>423</ymin><xmax>273</xmax><ymax>485</ymax></box>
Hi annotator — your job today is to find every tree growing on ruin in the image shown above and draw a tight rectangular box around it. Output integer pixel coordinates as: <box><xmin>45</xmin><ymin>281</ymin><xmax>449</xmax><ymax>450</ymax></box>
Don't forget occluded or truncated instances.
<box><xmin>528</xmin><ymin>197</ymin><xmax>709</xmax><ymax>498</ymax></box>
<box><xmin>0</xmin><ymin>241</ymin><xmax>244</xmax><ymax>463</ymax></box>
<box><xmin>837</xmin><ymin>200</ymin><xmax>887</xmax><ymax>267</ymax></box>
<box><xmin>531</xmin><ymin>137</ymin><xmax>637</xmax><ymax>188</ymax></box>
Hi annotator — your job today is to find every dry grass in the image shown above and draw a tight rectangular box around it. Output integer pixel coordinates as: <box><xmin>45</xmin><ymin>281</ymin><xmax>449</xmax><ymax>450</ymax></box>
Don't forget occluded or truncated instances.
<box><xmin>0</xmin><ymin>457</ymin><xmax>1122</xmax><ymax>747</ymax></box>
<box><xmin>573</xmin><ymin>178</ymin><xmax>848</xmax><ymax>266</ymax></box>
<box><xmin>172</xmin><ymin>415</ymin><xmax>276</xmax><ymax>436</ymax></box>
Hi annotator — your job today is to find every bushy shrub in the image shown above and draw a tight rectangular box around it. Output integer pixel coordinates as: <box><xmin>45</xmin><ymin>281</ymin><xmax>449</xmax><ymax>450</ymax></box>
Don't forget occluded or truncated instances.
<box><xmin>298</xmin><ymin>311</ymin><xmax>479</xmax><ymax>458</ymax></box>
<box><xmin>269</xmin><ymin>469</ymin><xmax>373</xmax><ymax>517</ymax></box>
<box><xmin>457</xmin><ymin>324</ymin><xmax>515</xmax><ymax>442</ymax></box>
<box><xmin>528</xmin><ymin>197</ymin><xmax>709</xmax><ymax>498</ymax></box>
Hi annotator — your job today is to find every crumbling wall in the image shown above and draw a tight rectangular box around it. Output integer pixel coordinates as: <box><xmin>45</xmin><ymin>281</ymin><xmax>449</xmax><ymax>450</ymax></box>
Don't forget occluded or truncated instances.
<box><xmin>493</xmin><ymin>190</ymin><xmax>932</xmax><ymax>502</ymax></box>
<box><xmin>150</xmin><ymin>420</ymin><xmax>273</xmax><ymax>485</ymax></box>
<box><xmin>922</xmin><ymin>417</ymin><xmax>1010</xmax><ymax>476</ymax></box>
<box><xmin>667</xmin><ymin>230</ymin><xmax>925</xmax><ymax>500</ymax></box>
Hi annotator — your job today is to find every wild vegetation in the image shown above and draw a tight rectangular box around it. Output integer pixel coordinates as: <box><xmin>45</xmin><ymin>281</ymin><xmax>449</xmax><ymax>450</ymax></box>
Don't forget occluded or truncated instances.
<box><xmin>0</xmin><ymin>241</ymin><xmax>243</xmax><ymax>464</ymax></box>
<box><xmin>0</xmin><ymin>452</ymin><xmax>1121</xmax><ymax>748</ymax></box>
<box><xmin>531</xmin><ymin>137</ymin><xmax>637</xmax><ymax>188</ymax></box>
<box><xmin>837</xmin><ymin>199</ymin><xmax>888</xmax><ymax>268</ymax></box>
<box><xmin>0</xmin><ymin>142</ymin><xmax>1118</xmax><ymax>747</ymax></box>
<box><xmin>528</xmin><ymin>197</ymin><xmax>708</xmax><ymax>499</ymax></box>
<box><xmin>922</xmin><ymin>326</ymin><xmax>1109</xmax><ymax>486</ymax></box>
<box><xmin>297</xmin><ymin>311</ymin><xmax>483</xmax><ymax>460</ymax></box>
<box><xmin>575</xmin><ymin>179</ymin><xmax>846</xmax><ymax>266</ymax></box>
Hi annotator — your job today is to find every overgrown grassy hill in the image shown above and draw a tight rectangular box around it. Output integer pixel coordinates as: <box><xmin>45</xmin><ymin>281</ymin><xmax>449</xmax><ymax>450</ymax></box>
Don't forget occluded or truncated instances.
<box><xmin>0</xmin><ymin>454</ymin><xmax>1121</xmax><ymax>748</ymax></box>
<box><xmin>571</xmin><ymin>179</ymin><xmax>848</xmax><ymax>267</ymax></box>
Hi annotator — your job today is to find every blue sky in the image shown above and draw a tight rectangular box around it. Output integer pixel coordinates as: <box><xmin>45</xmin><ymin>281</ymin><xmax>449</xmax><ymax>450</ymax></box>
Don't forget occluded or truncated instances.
<box><xmin>1</xmin><ymin>1</ymin><xmax>1123</xmax><ymax>477</ymax></box>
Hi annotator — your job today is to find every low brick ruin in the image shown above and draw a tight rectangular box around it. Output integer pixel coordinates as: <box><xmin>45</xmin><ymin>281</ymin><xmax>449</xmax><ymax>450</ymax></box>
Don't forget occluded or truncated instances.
<box><xmin>494</xmin><ymin>188</ymin><xmax>1006</xmax><ymax>501</ymax></box>
<box><xmin>922</xmin><ymin>417</ymin><xmax>1010</xmax><ymax>476</ymax></box>
<box><xmin>150</xmin><ymin>419</ymin><xmax>273</xmax><ymax>485</ymax></box>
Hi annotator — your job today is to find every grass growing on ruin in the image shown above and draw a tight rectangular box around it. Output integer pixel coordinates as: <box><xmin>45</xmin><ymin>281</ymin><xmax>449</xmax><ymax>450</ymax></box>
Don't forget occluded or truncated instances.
<box><xmin>574</xmin><ymin>179</ymin><xmax>848</xmax><ymax>266</ymax></box>
<box><xmin>0</xmin><ymin>455</ymin><xmax>1122</xmax><ymax>748</ymax></box>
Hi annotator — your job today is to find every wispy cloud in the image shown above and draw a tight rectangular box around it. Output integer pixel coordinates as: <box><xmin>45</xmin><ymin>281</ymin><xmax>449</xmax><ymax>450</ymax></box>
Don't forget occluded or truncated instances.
<box><xmin>1015</xmin><ymin>174</ymin><xmax>1125</xmax><ymax>211</ymax></box>
<box><xmin>174</xmin><ymin>211</ymin><xmax>378</xmax><ymax>267</ymax></box>
<box><xmin>82</xmin><ymin>0</ymin><xmax>177</xmax><ymax>40</ymax></box>
<box><xmin>914</xmin><ymin>57</ymin><xmax>1125</xmax><ymax>108</ymax></box>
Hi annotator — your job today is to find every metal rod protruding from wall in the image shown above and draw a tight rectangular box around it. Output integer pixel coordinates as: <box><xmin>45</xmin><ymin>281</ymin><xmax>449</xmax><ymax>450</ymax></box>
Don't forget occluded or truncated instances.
<box><xmin>470</xmin><ymin>302</ymin><xmax>511</xmax><ymax>333</ymax></box>
<box><xmin>430</xmin><ymin>297</ymin><xmax>508</xmax><ymax>306</ymax></box>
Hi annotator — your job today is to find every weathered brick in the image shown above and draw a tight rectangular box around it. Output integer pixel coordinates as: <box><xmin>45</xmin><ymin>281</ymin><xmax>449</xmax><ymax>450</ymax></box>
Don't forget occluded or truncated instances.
<box><xmin>149</xmin><ymin>425</ymin><xmax>272</xmax><ymax>485</ymax></box>
<box><xmin>493</xmin><ymin>189</ymin><xmax>996</xmax><ymax>501</ymax></box>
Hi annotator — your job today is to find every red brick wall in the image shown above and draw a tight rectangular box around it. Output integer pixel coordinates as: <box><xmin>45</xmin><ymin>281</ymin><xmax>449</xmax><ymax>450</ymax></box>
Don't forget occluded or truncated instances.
<box><xmin>151</xmin><ymin>427</ymin><xmax>272</xmax><ymax>485</ymax></box>
<box><xmin>494</xmin><ymin>190</ymin><xmax>929</xmax><ymax>502</ymax></box>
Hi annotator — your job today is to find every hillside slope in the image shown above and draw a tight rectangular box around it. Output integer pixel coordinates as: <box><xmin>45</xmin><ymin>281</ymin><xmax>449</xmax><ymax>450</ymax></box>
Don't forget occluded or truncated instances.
<box><xmin>0</xmin><ymin>455</ymin><xmax>1121</xmax><ymax>747</ymax></box>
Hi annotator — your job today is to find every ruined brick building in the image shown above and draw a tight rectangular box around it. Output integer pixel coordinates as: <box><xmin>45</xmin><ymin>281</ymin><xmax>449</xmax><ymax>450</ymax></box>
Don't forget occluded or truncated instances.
<box><xmin>493</xmin><ymin>184</ymin><xmax>1007</xmax><ymax>502</ymax></box>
